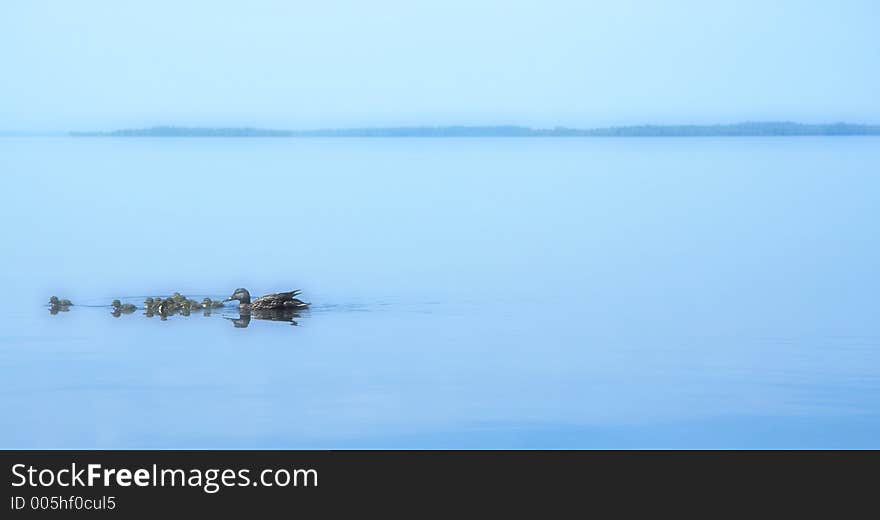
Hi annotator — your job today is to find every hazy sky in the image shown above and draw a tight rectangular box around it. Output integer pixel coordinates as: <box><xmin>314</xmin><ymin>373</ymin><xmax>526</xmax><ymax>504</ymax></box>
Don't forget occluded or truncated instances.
<box><xmin>1</xmin><ymin>0</ymin><xmax>878</xmax><ymax>130</ymax></box>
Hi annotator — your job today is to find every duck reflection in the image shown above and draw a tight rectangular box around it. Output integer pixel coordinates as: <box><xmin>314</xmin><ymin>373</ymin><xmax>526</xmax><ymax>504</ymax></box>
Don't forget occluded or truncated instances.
<box><xmin>225</xmin><ymin>308</ymin><xmax>302</xmax><ymax>328</ymax></box>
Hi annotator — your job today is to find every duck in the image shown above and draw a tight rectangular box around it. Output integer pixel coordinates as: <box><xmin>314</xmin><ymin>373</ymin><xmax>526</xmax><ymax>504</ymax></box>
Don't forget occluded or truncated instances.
<box><xmin>225</xmin><ymin>288</ymin><xmax>309</xmax><ymax>310</ymax></box>
<box><xmin>49</xmin><ymin>296</ymin><xmax>73</xmax><ymax>307</ymax></box>
<box><xmin>111</xmin><ymin>299</ymin><xmax>137</xmax><ymax>313</ymax></box>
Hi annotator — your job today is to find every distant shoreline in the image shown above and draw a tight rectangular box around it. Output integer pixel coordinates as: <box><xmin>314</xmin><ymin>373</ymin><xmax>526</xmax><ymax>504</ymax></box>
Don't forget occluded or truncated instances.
<box><xmin>64</xmin><ymin>122</ymin><xmax>880</xmax><ymax>138</ymax></box>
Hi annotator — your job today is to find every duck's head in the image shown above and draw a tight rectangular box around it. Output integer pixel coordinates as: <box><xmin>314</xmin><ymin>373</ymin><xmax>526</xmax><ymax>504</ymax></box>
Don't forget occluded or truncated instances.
<box><xmin>111</xmin><ymin>299</ymin><xmax>122</xmax><ymax>309</ymax></box>
<box><xmin>226</xmin><ymin>288</ymin><xmax>251</xmax><ymax>304</ymax></box>
<box><xmin>49</xmin><ymin>296</ymin><xmax>60</xmax><ymax>305</ymax></box>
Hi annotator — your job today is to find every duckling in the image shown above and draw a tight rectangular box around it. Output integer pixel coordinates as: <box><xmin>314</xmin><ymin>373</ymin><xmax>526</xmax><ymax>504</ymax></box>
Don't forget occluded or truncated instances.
<box><xmin>225</xmin><ymin>288</ymin><xmax>309</xmax><ymax>310</ymax></box>
<box><xmin>49</xmin><ymin>296</ymin><xmax>73</xmax><ymax>307</ymax></box>
<box><xmin>111</xmin><ymin>299</ymin><xmax>137</xmax><ymax>313</ymax></box>
<box><xmin>202</xmin><ymin>297</ymin><xmax>225</xmax><ymax>309</ymax></box>
<box><xmin>179</xmin><ymin>299</ymin><xmax>201</xmax><ymax>313</ymax></box>
<box><xmin>156</xmin><ymin>297</ymin><xmax>177</xmax><ymax>317</ymax></box>
<box><xmin>48</xmin><ymin>296</ymin><xmax>73</xmax><ymax>314</ymax></box>
<box><xmin>145</xmin><ymin>297</ymin><xmax>161</xmax><ymax>315</ymax></box>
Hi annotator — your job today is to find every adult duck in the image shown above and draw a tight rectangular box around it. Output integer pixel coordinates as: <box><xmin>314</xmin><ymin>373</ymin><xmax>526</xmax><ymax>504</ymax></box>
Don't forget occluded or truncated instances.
<box><xmin>225</xmin><ymin>288</ymin><xmax>309</xmax><ymax>310</ymax></box>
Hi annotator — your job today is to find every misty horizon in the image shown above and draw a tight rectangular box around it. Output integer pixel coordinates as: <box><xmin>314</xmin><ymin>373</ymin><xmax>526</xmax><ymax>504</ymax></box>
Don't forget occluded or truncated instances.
<box><xmin>3</xmin><ymin>120</ymin><xmax>880</xmax><ymax>137</ymax></box>
<box><xmin>2</xmin><ymin>1</ymin><xmax>878</xmax><ymax>132</ymax></box>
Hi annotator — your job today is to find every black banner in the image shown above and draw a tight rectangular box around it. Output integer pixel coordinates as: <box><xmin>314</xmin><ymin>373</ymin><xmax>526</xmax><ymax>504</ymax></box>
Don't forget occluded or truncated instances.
<box><xmin>2</xmin><ymin>451</ymin><xmax>875</xmax><ymax>515</ymax></box>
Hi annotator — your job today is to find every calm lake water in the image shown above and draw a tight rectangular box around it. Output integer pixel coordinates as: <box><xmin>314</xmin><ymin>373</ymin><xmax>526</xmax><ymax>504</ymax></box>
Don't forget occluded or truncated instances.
<box><xmin>1</xmin><ymin>137</ymin><xmax>878</xmax><ymax>448</ymax></box>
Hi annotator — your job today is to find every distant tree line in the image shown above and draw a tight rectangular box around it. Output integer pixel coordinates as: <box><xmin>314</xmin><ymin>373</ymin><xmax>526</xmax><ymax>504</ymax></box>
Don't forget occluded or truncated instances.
<box><xmin>70</xmin><ymin>126</ymin><xmax>291</xmax><ymax>137</ymax></box>
<box><xmin>70</xmin><ymin>122</ymin><xmax>880</xmax><ymax>138</ymax></box>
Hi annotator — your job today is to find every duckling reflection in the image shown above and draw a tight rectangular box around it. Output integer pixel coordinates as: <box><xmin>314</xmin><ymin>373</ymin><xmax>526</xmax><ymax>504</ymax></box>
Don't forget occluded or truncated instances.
<box><xmin>48</xmin><ymin>296</ymin><xmax>73</xmax><ymax>314</ymax></box>
<box><xmin>224</xmin><ymin>308</ymin><xmax>302</xmax><ymax>328</ymax></box>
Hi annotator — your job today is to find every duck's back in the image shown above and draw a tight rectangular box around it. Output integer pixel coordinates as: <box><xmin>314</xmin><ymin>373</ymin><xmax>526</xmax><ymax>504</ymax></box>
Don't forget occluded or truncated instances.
<box><xmin>252</xmin><ymin>290</ymin><xmax>309</xmax><ymax>310</ymax></box>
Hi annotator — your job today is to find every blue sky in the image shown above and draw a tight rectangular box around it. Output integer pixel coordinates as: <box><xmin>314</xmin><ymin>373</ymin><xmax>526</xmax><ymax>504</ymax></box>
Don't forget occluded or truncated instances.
<box><xmin>1</xmin><ymin>0</ymin><xmax>878</xmax><ymax>130</ymax></box>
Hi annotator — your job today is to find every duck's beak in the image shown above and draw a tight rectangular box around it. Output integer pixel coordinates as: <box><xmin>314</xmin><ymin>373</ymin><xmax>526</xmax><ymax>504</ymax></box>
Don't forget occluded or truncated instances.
<box><xmin>224</xmin><ymin>296</ymin><xmax>234</xmax><ymax>302</ymax></box>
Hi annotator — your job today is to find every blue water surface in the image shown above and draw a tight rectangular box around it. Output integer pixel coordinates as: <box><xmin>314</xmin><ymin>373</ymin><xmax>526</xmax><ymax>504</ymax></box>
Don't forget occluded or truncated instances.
<box><xmin>0</xmin><ymin>137</ymin><xmax>878</xmax><ymax>448</ymax></box>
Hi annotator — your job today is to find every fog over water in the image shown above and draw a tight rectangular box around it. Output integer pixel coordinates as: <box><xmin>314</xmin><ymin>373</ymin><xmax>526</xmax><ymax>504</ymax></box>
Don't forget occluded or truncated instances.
<box><xmin>1</xmin><ymin>137</ymin><xmax>878</xmax><ymax>448</ymax></box>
